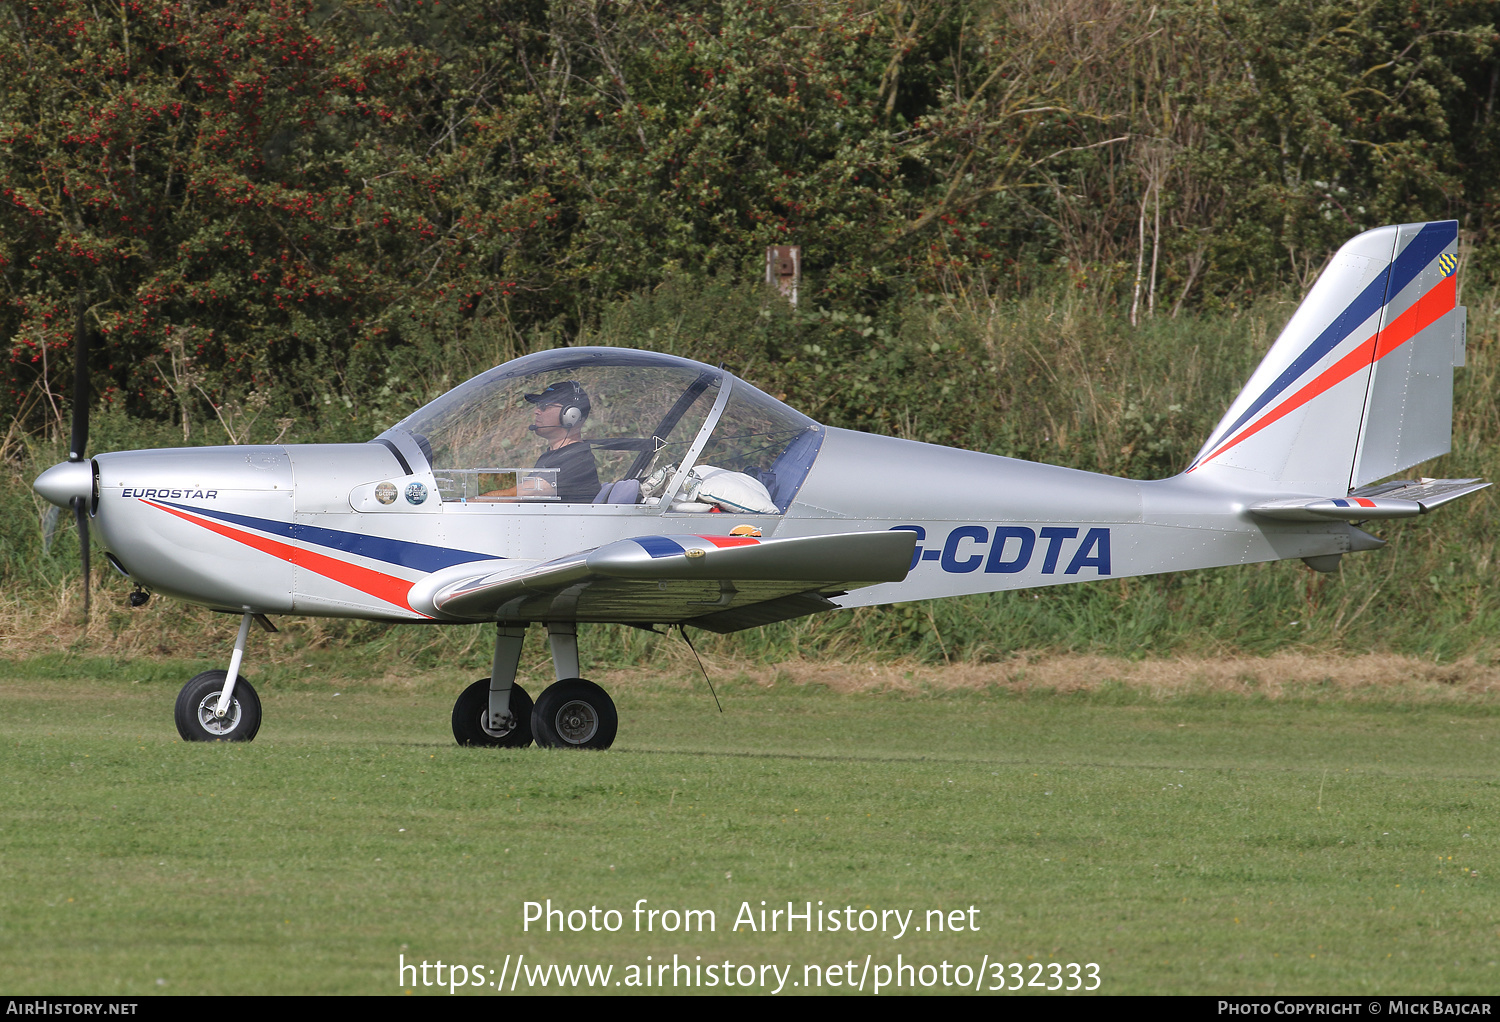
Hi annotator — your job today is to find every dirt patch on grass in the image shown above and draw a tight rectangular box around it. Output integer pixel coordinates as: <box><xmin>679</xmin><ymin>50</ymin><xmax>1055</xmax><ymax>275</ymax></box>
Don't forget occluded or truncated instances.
<box><xmin>5</xmin><ymin>649</ymin><xmax>1498</xmax><ymax>703</ymax></box>
<box><xmin>599</xmin><ymin>653</ymin><xmax>1500</xmax><ymax>700</ymax></box>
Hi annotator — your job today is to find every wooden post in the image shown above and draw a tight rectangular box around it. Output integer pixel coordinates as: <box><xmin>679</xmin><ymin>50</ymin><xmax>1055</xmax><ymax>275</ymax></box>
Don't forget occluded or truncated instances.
<box><xmin>766</xmin><ymin>245</ymin><xmax>800</xmax><ymax>307</ymax></box>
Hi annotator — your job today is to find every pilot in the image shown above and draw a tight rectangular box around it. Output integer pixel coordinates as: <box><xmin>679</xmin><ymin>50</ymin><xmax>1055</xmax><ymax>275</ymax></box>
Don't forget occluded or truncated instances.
<box><xmin>519</xmin><ymin>380</ymin><xmax>601</xmax><ymax>503</ymax></box>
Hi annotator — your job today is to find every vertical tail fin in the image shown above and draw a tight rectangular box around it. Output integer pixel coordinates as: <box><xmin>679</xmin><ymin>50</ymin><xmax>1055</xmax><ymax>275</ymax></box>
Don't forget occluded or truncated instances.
<box><xmin>1186</xmin><ymin>220</ymin><xmax>1465</xmax><ymax>494</ymax></box>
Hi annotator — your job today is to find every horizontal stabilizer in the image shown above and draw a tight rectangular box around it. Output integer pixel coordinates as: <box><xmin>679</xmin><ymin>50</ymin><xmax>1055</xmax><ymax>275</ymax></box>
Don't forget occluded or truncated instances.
<box><xmin>1349</xmin><ymin>477</ymin><xmax>1489</xmax><ymax>510</ymax></box>
<box><xmin>1249</xmin><ymin>478</ymin><xmax>1487</xmax><ymax>521</ymax></box>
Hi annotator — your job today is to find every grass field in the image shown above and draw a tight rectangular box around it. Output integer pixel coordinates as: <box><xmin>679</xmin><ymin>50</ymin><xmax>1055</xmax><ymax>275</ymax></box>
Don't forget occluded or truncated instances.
<box><xmin>1</xmin><ymin>655</ymin><xmax>1496</xmax><ymax>996</ymax></box>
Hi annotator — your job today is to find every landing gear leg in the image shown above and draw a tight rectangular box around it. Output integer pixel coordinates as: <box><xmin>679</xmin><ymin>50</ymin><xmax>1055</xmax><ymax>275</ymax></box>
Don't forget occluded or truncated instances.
<box><xmin>533</xmin><ymin>622</ymin><xmax>618</xmax><ymax>750</ymax></box>
<box><xmin>452</xmin><ymin>624</ymin><xmax>533</xmax><ymax>747</ymax></box>
<box><xmin>547</xmin><ymin>621</ymin><xmax>580</xmax><ymax>682</ymax></box>
<box><xmin>215</xmin><ymin>612</ymin><xmax>254</xmax><ymax>719</ymax></box>
<box><xmin>174</xmin><ymin>611</ymin><xmax>262</xmax><ymax>742</ymax></box>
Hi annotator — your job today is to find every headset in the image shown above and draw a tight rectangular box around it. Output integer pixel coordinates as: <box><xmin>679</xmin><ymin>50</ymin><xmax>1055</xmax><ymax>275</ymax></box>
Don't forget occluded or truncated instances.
<box><xmin>558</xmin><ymin>395</ymin><xmax>586</xmax><ymax>429</ymax></box>
<box><xmin>527</xmin><ymin>380</ymin><xmax>590</xmax><ymax>431</ymax></box>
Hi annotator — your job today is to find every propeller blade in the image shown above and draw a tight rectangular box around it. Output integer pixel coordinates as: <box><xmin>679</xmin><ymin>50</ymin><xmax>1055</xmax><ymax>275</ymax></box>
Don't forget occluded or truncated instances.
<box><xmin>69</xmin><ymin>304</ymin><xmax>90</xmax><ymax>463</ymax></box>
<box><xmin>74</xmin><ymin>497</ymin><xmax>90</xmax><ymax>620</ymax></box>
<box><xmin>41</xmin><ymin>505</ymin><xmax>60</xmax><ymax>554</ymax></box>
<box><xmin>68</xmin><ymin>302</ymin><xmax>92</xmax><ymax>620</ymax></box>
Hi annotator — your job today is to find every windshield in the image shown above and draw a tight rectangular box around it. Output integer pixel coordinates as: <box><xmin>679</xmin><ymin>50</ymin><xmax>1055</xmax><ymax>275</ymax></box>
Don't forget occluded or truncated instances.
<box><xmin>383</xmin><ymin>349</ymin><xmax>724</xmax><ymax>502</ymax></box>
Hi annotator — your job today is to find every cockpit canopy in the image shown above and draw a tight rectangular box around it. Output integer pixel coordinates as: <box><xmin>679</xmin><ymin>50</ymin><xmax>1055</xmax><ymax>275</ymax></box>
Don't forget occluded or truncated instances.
<box><xmin>379</xmin><ymin>348</ymin><xmax>823</xmax><ymax>510</ymax></box>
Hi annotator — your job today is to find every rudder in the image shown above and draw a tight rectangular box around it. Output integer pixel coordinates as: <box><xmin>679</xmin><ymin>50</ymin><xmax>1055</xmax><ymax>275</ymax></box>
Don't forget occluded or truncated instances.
<box><xmin>1350</xmin><ymin>223</ymin><xmax>1466</xmax><ymax>487</ymax></box>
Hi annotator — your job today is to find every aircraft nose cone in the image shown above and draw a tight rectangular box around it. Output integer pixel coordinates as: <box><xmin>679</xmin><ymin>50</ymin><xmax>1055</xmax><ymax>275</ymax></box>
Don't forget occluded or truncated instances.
<box><xmin>34</xmin><ymin>460</ymin><xmax>92</xmax><ymax>508</ymax></box>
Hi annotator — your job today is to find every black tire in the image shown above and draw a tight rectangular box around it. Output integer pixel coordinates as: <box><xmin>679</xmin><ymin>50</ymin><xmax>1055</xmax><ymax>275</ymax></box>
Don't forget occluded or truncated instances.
<box><xmin>452</xmin><ymin>679</ymin><xmax>533</xmax><ymax>748</ymax></box>
<box><xmin>175</xmin><ymin>670</ymin><xmax>262</xmax><ymax>742</ymax></box>
<box><xmin>533</xmin><ymin>679</ymin><xmax>617</xmax><ymax>750</ymax></box>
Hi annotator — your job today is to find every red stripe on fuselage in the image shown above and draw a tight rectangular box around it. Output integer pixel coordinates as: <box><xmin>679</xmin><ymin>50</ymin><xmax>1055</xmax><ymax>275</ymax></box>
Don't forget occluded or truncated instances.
<box><xmin>697</xmin><ymin>535</ymin><xmax>761</xmax><ymax>548</ymax></box>
<box><xmin>143</xmin><ymin>500</ymin><xmax>419</xmax><ymax>613</ymax></box>
<box><xmin>1192</xmin><ymin>274</ymin><xmax>1456</xmax><ymax>470</ymax></box>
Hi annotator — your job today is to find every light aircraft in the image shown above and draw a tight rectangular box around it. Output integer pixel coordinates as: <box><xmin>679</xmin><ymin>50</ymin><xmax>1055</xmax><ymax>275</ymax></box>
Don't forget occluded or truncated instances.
<box><xmin>32</xmin><ymin>220</ymin><xmax>1486</xmax><ymax>748</ymax></box>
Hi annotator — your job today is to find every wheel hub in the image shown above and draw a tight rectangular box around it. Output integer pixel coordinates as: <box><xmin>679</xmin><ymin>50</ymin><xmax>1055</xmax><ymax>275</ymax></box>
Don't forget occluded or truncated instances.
<box><xmin>195</xmin><ymin>693</ymin><xmax>241</xmax><ymax>736</ymax></box>
<box><xmin>479</xmin><ymin>708</ymin><xmax>516</xmax><ymax>739</ymax></box>
<box><xmin>553</xmin><ymin>699</ymin><xmax>598</xmax><ymax>744</ymax></box>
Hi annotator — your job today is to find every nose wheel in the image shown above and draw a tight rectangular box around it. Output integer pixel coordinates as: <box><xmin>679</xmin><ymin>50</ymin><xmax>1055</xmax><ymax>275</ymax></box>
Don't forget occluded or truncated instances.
<box><xmin>175</xmin><ymin>611</ymin><xmax>269</xmax><ymax>742</ymax></box>
<box><xmin>533</xmin><ymin>679</ymin><xmax>617</xmax><ymax>750</ymax></box>
<box><xmin>175</xmin><ymin>670</ymin><xmax>262</xmax><ymax>742</ymax></box>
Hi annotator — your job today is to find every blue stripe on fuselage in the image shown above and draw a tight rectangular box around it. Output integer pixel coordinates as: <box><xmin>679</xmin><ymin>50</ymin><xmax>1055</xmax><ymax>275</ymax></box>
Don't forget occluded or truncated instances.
<box><xmin>155</xmin><ymin>501</ymin><xmax>495</xmax><ymax>573</ymax></box>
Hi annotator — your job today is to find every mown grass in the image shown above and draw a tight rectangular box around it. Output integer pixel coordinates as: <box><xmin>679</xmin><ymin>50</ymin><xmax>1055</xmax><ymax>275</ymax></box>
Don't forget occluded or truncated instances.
<box><xmin>1</xmin><ymin>663</ymin><xmax>1495</xmax><ymax>995</ymax></box>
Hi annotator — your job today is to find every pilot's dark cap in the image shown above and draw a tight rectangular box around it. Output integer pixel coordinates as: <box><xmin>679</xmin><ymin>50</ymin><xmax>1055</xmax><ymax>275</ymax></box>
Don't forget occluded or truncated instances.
<box><xmin>524</xmin><ymin>380</ymin><xmax>590</xmax><ymax>413</ymax></box>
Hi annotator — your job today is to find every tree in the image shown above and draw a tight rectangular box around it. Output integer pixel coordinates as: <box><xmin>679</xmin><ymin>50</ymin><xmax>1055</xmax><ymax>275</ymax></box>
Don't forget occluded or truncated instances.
<box><xmin>0</xmin><ymin>0</ymin><xmax>547</xmax><ymax>435</ymax></box>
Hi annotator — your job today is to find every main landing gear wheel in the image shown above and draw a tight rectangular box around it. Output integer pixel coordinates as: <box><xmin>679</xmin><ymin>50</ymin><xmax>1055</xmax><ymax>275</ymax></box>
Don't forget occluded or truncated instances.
<box><xmin>533</xmin><ymin>679</ymin><xmax>617</xmax><ymax>750</ymax></box>
<box><xmin>452</xmin><ymin>680</ymin><xmax>533</xmax><ymax>748</ymax></box>
<box><xmin>175</xmin><ymin>670</ymin><xmax>261</xmax><ymax>742</ymax></box>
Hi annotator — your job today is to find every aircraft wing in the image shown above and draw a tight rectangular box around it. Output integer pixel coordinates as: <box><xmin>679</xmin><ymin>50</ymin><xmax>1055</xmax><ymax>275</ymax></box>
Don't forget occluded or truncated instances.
<box><xmin>1248</xmin><ymin>478</ymin><xmax>1488</xmax><ymax>521</ymax></box>
<box><xmin>410</xmin><ymin>530</ymin><xmax>918</xmax><ymax>632</ymax></box>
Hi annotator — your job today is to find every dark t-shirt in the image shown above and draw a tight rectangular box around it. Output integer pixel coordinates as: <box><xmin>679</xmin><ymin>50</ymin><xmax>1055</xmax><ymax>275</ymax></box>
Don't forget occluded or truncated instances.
<box><xmin>533</xmin><ymin>441</ymin><xmax>600</xmax><ymax>503</ymax></box>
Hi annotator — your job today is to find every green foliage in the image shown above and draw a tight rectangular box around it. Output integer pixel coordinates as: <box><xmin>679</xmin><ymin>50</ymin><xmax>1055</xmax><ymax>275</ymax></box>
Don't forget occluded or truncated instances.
<box><xmin>0</xmin><ymin>0</ymin><xmax>547</xmax><ymax>434</ymax></box>
<box><xmin>6</xmin><ymin>0</ymin><xmax>1496</xmax><ymax>435</ymax></box>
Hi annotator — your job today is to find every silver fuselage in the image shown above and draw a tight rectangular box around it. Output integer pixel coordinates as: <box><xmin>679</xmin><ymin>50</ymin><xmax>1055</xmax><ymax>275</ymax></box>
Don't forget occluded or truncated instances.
<box><xmin>88</xmin><ymin>428</ymin><xmax>1359</xmax><ymax>623</ymax></box>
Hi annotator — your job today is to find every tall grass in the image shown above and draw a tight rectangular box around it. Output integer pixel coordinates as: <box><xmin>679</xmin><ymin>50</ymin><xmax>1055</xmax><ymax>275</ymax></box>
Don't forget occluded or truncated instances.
<box><xmin>4</xmin><ymin>279</ymin><xmax>1497</xmax><ymax>668</ymax></box>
